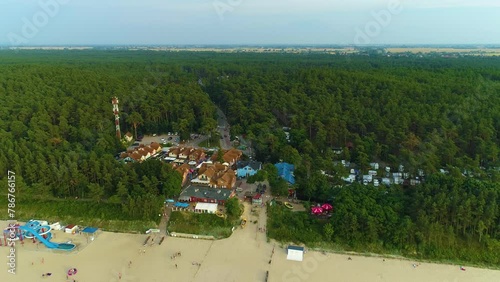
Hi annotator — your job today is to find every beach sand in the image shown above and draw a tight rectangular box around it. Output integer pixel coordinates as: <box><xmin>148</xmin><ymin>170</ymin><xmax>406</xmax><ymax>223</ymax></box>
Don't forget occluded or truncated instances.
<box><xmin>1</xmin><ymin>212</ymin><xmax>500</xmax><ymax>282</ymax></box>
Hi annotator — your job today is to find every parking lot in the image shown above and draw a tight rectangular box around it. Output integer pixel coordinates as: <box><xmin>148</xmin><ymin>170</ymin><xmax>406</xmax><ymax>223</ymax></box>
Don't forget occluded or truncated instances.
<box><xmin>129</xmin><ymin>133</ymin><xmax>179</xmax><ymax>148</ymax></box>
<box><xmin>235</xmin><ymin>179</ymin><xmax>272</xmax><ymax>203</ymax></box>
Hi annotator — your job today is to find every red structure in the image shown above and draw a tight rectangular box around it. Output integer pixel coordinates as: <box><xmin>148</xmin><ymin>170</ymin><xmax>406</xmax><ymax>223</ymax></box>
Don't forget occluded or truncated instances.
<box><xmin>112</xmin><ymin>97</ymin><xmax>121</xmax><ymax>139</ymax></box>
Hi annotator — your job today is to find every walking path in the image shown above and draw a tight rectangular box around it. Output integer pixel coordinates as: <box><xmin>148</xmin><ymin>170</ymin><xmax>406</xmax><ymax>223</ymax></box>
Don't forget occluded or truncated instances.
<box><xmin>158</xmin><ymin>205</ymin><xmax>172</xmax><ymax>235</ymax></box>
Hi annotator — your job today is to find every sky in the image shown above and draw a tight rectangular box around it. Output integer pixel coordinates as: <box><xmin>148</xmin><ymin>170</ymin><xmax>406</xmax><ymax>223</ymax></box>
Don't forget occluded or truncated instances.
<box><xmin>1</xmin><ymin>0</ymin><xmax>499</xmax><ymax>46</ymax></box>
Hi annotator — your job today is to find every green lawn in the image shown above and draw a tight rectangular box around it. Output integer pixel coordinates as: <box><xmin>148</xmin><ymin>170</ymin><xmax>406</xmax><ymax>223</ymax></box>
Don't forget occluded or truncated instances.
<box><xmin>167</xmin><ymin>211</ymin><xmax>236</xmax><ymax>239</ymax></box>
<box><xmin>0</xmin><ymin>196</ymin><xmax>159</xmax><ymax>233</ymax></box>
<box><xmin>198</xmin><ymin>134</ymin><xmax>221</xmax><ymax>148</ymax></box>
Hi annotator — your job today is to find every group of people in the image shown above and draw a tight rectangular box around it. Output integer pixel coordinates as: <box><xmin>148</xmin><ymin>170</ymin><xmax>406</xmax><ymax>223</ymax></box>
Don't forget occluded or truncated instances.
<box><xmin>171</xmin><ymin>251</ymin><xmax>182</xmax><ymax>260</ymax></box>
<box><xmin>147</xmin><ymin>237</ymin><xmax>156</xmax><ymax>247</ymax></box>
<box><xmin>268</xmin><ymin>246</ymin><xmax>275</xmax><ymax>264</ymax></box>
<box><xmin>41</xmin><ymin>272</ymin><xmax>78</xmax><ymax>281</ymax></box>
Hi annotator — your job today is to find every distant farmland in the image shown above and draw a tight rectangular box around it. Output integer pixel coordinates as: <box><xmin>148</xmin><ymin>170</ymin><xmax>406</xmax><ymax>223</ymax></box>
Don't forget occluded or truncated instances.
<box><xmin>385</xmin><ymin>47</ymin><xmax>500</xmax><ymax>56</ymax></box>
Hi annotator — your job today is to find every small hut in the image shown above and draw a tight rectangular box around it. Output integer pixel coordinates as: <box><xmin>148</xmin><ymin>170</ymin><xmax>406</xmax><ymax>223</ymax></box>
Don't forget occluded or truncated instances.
<box><xmin>64</xmin><ymin>224</ymin><xmax>78</xmax><ymax>234</ymax></box>
<box><xmin>287</xmin><ymin>245</ymin><xmax>304</xmax><ymax>261</ymax></box>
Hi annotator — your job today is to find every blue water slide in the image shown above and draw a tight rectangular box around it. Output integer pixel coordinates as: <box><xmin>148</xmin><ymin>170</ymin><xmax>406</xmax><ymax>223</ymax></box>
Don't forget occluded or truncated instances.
<box><xmin>19</xmin><ymin>225</ymin><xmax>75</xmax><ymax>251</ymax></box>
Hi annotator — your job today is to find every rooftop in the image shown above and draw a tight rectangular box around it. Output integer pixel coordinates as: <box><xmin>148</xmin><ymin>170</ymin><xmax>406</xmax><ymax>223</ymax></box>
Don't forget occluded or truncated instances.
<box><xmin>237</xmin><ymin>160</ymin><xmax>262</xmax><ymax>171</ymax></box>
<box><xmin>180</xmin><ymin>185</ymin><xmax>233</xmax><ymax>201</ymax></box>
<box><xmin>287</xmin><ymin>245</ymin><xmax>304</xmax><ymax>251</ymax></box>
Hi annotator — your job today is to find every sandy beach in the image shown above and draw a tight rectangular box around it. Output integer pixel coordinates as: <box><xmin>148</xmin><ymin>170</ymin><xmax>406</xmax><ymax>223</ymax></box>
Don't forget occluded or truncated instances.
<box><xmin>1</xmin><ymin>209</ymin><xmax>500</xmax><ymax>282</ymax></box>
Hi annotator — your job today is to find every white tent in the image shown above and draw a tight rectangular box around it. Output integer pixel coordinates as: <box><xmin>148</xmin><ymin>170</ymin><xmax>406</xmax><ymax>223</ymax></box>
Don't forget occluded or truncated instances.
<box><xmin>50</xmin><ymin>222</ymin><xmax>62</xmax><ymax>231</ymax></box>
<box><xmin>194</xmin><ymin>203</ymin><xmax>218</xmax><ymax>214</ymax></box>
<box><xmin>287</xmin><ymin>246</ymin><xmax>304</xmax><ymax>261</ymax></box>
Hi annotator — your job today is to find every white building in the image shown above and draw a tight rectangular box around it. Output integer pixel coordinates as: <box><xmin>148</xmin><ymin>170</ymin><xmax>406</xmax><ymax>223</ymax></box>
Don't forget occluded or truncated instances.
<box><xmin>194</xmin><ymin>203</ymin><xmax>218</xmax><ymax>214</ymax></box>
<box><xmin>363</xmin><ymin>175</ymin><xmax>373</xmax><ymax>182</ymax></box>
<box><xmin>287</xmin><ymin>246</ymin><xmax>304</xmax><ymax>262</ymax></box>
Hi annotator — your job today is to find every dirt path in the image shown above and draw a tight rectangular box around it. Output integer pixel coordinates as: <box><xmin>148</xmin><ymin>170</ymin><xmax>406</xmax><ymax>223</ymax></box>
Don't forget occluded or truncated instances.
<box><xmin>158</xmin><ymin>205</ymin><xmax>172</xmax><ymax>235</ymax></box>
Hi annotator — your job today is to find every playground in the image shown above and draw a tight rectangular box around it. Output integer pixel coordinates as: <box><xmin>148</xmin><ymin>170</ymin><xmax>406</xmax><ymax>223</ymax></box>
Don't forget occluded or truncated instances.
<box><xmin>4</xmin><ymin>220</ymin><xmax>76</xmax><ymax>251</ymax></box>
<box><xmin>2</xmin><ymin>220</ymin><xmax>99</xmax><ymax>254</ymax></box>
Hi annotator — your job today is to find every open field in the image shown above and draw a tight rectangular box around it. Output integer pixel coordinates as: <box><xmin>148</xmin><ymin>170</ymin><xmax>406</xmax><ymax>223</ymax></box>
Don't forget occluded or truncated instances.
<box><xmin>385</xmin><ymin>47</ymin><xmax>500</xmax><ymax>55</ymax></box>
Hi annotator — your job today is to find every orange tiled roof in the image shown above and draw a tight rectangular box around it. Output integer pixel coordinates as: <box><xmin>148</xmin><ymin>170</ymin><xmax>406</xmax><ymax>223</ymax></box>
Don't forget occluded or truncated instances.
<box><xmin>203</xmin><ymin>167</ymin><xmax>216</xmax><ymax>179</ymax></box>
<box><xmin>138</xmin><ymin>148</ymin><xmax>149</xmax><ymax>157</ymax></box>
<box><xmin>130</xmin><ymin>152</ymin><xmax>142</xmax><ymax>161</ymax></box>
<box><xmin>198</xmin><ymin>163</ymin><xmax>208</xmax><ymax>175</ymax></box>
<box><xmin>176</xmin><ymin>163</ymin><xmax>190</xmax><ymax>174</ymax></box>
<box><xmin>150</xmin><ymin>142</ymin><xmax>161</xmax><ymax>150</ymax></box>
<box><xmin>214</xmin><ymin>163</ymin><xmax>226</xmax><ymax>172</ymax></box>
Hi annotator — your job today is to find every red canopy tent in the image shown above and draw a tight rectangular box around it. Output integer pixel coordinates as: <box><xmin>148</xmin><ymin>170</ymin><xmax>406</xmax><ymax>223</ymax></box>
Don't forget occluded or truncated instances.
<box><xmin>311</xmin><ymin>206</ymin><xmax>323</xmax><ymax>215</ymax></box>
<box><xmin>321</xmin><ymin>203</ymin><xmax>333</xmax><ymax>211</ymax></box>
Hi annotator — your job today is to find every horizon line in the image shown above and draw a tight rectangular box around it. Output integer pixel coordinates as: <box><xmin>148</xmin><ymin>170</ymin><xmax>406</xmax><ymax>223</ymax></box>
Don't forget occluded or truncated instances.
<box><xmin>2</xmin><ymin>43</ymin><xmax>500</xmax><ymax>48</ymax></box>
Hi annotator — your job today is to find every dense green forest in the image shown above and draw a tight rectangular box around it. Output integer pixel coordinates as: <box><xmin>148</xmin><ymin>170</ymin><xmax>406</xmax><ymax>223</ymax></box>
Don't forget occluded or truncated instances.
<box><xmin>0</xmin><ymin>50</ymin><xmax>499</xmax><ymax>266</ymax></box>
<box><xmin>203</xmin><ymin>54</ymin><xmax>500</xmax><ymax>176</ymax></box>
<box><xmin>197</xmin><ymin>52</ymin><xmax>500</xmax><ymax>266</ymax></box>
<box><xmin>268</xmin><ymin>174</ymin><xmax>500</xmax><ymax>267</ymax></box>
<box><xmin>0</xmin><ymin>50</ymin><xmax>218</xmax><ymax>223</ymax></box>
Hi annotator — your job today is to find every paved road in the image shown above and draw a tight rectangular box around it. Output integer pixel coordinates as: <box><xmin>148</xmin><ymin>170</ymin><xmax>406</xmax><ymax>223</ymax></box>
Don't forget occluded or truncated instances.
<box><xmin>216</xmin><ymin>107</ymin><xmax>232</xmax><ymax>150</ymax></box>
<box><xmin>183</xmin><ymin>135</ymin><xmax>209</xmax><ymax>148</ymax></box>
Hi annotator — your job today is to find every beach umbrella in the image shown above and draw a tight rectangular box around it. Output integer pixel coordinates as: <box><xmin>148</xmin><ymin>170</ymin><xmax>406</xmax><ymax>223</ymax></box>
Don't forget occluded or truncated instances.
<box><xmin>321</xmin><ymin>203</ymin><xmax>333</xmax><ymax>211</ymax></box>
<box><xmin>311</xmin><ymin>206</ymin><xmax>323</xmax><ymax>215</ymax></box>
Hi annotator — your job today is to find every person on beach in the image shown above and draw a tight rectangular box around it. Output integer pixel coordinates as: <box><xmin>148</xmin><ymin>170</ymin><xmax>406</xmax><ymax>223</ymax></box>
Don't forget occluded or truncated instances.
<box><xmin>175</xmin><ymin>264</ymin><xmax>178</xmax><ymax>269</ymax></box>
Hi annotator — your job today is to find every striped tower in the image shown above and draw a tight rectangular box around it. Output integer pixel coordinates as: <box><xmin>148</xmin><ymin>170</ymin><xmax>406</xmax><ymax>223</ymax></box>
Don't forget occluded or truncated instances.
<box><xmin>112</xmin><ymin>97</ymin><xmax>121</xmax><ymax>139</ymax></box>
